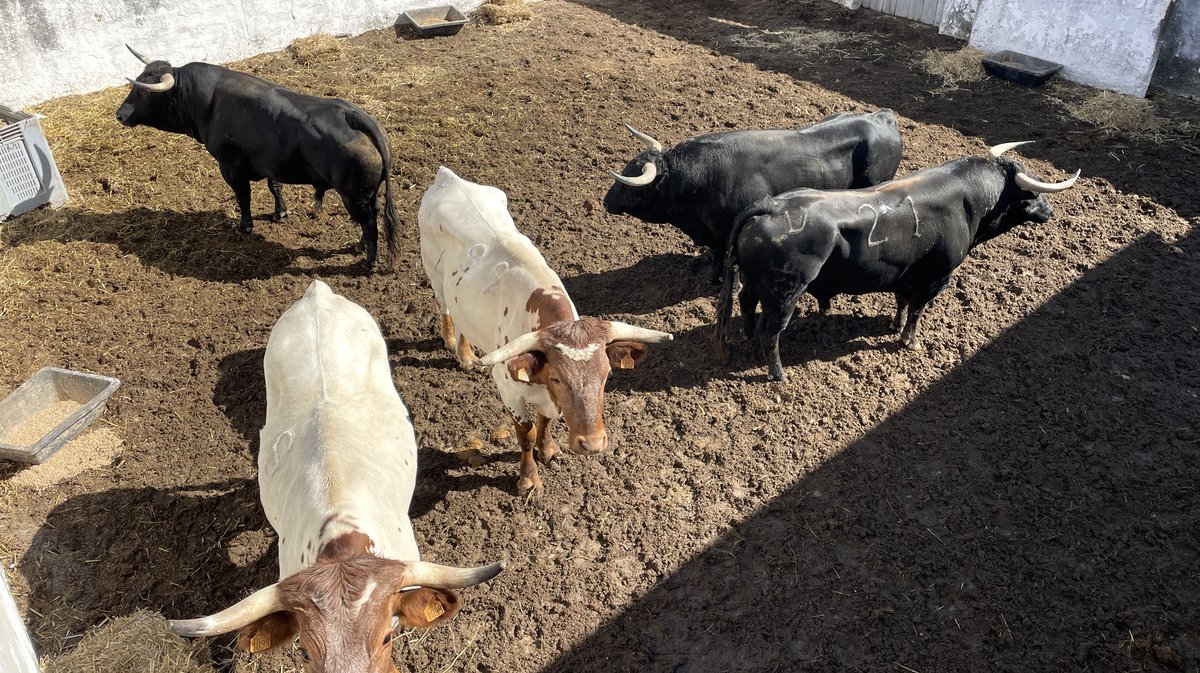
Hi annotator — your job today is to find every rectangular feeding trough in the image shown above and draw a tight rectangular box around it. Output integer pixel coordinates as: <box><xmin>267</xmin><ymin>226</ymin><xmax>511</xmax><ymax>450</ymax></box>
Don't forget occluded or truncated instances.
<box><xmin>0</xmin><ymin>367</ymin><xmax>120</xmax><ymax>465</ymax></box>
<box><xmin>982</xmin><ymin>50</ymin><xmax>1064</xmax><ymax>87</ymax></box>
<box><xmin>402</xmin><ymin>5</ymin><xmax>468</xmax><ymax>37</ymax></box>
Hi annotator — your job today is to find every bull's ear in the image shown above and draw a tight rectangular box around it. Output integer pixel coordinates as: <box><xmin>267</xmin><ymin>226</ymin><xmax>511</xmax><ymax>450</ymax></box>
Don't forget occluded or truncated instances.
<box><xmin>395</xmin><ymin>588</ymin><xmax>462</xmax><ymax>628</ymax></box>
<box><xmin>506</xmin><ymin>351</ymin><xmax>547</xmax><ymax>385</ymax></box>
<box><xmin>606</xmin><ymin>341</ymin><xmax>649</xmax><ymax>370</ymax></box>
<box><xmin>236</xmin><ymin>612</ymin><xmax>298</xmax><ymax>653</ymax></box>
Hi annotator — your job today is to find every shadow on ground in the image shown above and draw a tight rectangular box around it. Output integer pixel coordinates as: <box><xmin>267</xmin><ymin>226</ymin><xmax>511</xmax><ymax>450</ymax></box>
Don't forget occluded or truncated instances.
<box><xmin>1</xmin><ymin>207</ymin><xmax>367</xmax><ymax>282</ymax></box>
<box><xmin>538</xmin><ymin>227</ymin><xmax>1200</xmax><ymax>670</ymax></box>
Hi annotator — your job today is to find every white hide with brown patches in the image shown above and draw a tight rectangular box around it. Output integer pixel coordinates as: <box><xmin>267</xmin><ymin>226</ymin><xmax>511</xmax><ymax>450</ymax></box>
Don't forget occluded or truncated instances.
<box><xmin>261</xmin><ymin>280</ymin><xmax>420</xmax><ymax>578</ymax></box>
<box><xmin>418</xmin><ymin>166</ymin><xmax>569</xmax><ymax>423</ymax></box>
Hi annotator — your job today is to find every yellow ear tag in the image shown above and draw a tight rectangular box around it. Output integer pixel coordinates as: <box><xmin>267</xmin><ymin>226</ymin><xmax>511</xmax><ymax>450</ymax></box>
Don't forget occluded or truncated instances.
<box><xmin>516</xmin><ymin>369</ymin><xmax>530</xmax><ymax>382</ymax></box>
<box><xmin>619</xmin><ymin>354</ymin><xmax>635</xmax><ymax>369</ymax></box>
<box><xmin>249</xmin><ymin>630</ymin><xmax>272</xmax><ymax>653</ymax></box>
<box><xmin>423</xmin><ymin>600</ymin><xmax>446</xmax><ymax>623</ymax></box>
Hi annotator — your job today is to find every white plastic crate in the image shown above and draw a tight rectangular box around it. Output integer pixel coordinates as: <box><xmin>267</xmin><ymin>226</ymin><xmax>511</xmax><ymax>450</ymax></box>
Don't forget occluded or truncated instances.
<box><xmin>0</xmin><ymin>104</ymin><xmax>68</xmax><ymax>221</ymax></box>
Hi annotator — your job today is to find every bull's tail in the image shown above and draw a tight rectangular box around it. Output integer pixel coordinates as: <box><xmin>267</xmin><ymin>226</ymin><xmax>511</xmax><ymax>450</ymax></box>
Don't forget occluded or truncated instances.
<box><xmin>713</xmin><ymin>201</ymin><xmax>771</xmax><ymax>365</ymax></box>
<box><xmin>348</xmin><ymin>110</ymin><xmax>399</xmax><ymax>264</ymax></box>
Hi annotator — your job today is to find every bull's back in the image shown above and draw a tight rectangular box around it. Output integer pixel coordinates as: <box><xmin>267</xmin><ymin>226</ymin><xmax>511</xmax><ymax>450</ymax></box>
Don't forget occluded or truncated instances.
<box><xmin>261</xmin><ymin>281</ymin><xmax>418</xmax><ymax>573</ymax></box>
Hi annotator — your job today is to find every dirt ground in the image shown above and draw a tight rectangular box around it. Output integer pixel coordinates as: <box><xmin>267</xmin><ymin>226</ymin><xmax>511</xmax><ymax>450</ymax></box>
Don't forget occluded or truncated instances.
<box><xmin>1</xmin><ymin>1</ymin><xmax>1198</xmax><ymax>671</ymax></box>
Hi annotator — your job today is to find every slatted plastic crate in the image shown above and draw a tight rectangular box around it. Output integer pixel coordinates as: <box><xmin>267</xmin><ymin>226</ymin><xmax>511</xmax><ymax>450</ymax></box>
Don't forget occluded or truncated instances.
<box><xmin>0</xmin><ymin>104</ymin><xmax>68</xmax><ymax>221</ymax></box>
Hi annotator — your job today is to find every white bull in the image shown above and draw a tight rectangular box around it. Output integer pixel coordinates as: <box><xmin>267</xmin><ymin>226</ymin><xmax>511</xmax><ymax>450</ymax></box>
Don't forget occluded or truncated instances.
<box><xmin>418</xmin><ymin>167</ymin><xmax>673</xmax><ymax>493</ymax></box>
<box><xmin>167</xmin><ymin>280</ymin><xmax>503</xmax><ymax>673</ymax></box>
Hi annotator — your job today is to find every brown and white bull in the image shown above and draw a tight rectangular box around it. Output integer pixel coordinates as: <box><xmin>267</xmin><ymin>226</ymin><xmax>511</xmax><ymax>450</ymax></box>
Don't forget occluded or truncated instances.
<box><xmin>418</xmin><ymin>167</ymin><xmax>673</xmax><ymax>493</ymax></box>
<box><xmin>167</xmin><ymin>280</ymin><xmax>503</xmax><ymax>673</ymax></box>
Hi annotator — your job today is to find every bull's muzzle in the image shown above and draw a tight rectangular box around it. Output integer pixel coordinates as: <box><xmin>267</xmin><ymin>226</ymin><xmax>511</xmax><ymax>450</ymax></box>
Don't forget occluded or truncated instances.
<box><xmin>569</xmin><ymin>431</ymin><xmax>609</xmax><ymax>456</ymax></box>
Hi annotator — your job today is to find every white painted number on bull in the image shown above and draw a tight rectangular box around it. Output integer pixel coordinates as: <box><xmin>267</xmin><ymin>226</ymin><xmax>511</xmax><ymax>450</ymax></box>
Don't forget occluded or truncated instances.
<box><xmin>860</xmin><ymin>203</ymin><xmax>888</xmax><ymax>247</ymax></box>
<box><xmin>783</xmin><ymin>209</ymin><xmax>809</xmax><ymax>233</ymax></box>
<box><xmin>906</xmin><ymin>195</ymin><xmax>921</xmax><ymax>238</ymax></box>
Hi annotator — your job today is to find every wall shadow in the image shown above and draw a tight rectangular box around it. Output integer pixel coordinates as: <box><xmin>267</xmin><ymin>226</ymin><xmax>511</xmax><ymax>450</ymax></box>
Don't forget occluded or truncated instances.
<box><xmin>538</xmin><ymin>229</ymin><xmax>1200</xmax><ymax>670</ymax></box>
<box><xmin>0</xmin><ymin>207</ymin><xmax>363</xmax><ymax>282</ymax></box>
<box><xmin>573</xmin><ymin>0</ymin><xmax>1200</xmax><ymax>219</ymax></box>
<box><xmin>18</xmin><ymin>480</ymin><xmax>273</xmax><ymax>653</ymax></box>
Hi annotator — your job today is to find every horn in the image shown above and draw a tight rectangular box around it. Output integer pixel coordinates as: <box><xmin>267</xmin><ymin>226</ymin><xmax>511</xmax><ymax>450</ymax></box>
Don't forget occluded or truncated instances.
<box><xmin>127</xmin><ymin>72</ymin><xmax>175</xmax><ymax>93</ymax></box>
<box><xmin>1015</xmin><ymin>168</ymin><xmax>1081</xmax><ymax>193</ymax></box>
<box><xmin>126</xmin><ymin>43</ymin><xmax>153</xmax><ymax>64</ymax></box>
<box><xmin>609</xmin><ymin>161</ymin><xmax>658</xmax><ymax>187</ymax></box>
<box><xmin>623</xmin><ymin>124</ymin><xmax>663</xmax><ymax>151</ymax></box>
<box><xmin>403</xmin><ymin>560</ymin><xmax>506</xmax><ymax>589</ymax></box>
<box><xmin>478</xmin><ymin>331</ymin><xmax>545</xmax><ymax>367</ymax></box>
<box><xmin>167</xmin><ymin>584</ymin><xmax>283</xmax><ymax>637</ymax></box>
<box><xmin>988</xmin><ymin>141</ymin><xmax>1034</xmax><ymax>159</ymax></box>
<box><xmin>607</xmin><ymin>321</ymin><xmax>673</xmax><ymax>344</ymax></box>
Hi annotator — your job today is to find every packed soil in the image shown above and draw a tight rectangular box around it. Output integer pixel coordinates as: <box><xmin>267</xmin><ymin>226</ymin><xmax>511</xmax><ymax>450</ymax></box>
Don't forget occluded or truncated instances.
<box><xmin>2</xmin><ymin>1</ymin><xmax>1198</xmax><ymax>672</ymax></box>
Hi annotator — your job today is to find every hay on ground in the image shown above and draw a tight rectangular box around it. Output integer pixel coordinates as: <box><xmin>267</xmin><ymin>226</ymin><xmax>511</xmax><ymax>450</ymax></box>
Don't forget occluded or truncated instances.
<box><xmin>286</xmin><ymin>33</ymin><xmax>343</xmax><ymax>65</ymax></box>
<box><xmin>478</xmin><ymin>0</ymin><xmax>533</xmax><ymax>25</ymax></box>
<box><xmin>920</xmin><ymin>46</ymin><xmax>987</xmax><ymax>87</ymax></box>
<box><xmin>1064</xmin><ymin>90</ymin><xmax>1172</xmax><ymax>139</ymax></box>
<box><xmin>41</xmin><ymin>610</ymin><xmax>215</xmax><ymax>673</ymax></box>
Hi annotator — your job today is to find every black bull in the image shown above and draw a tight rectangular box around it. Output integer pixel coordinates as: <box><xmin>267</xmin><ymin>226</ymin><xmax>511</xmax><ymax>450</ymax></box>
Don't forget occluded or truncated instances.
<box><xmin>116</xmin><ymin>47</ymin><xmax>397</xmax><ymax>267</ymax></box>
<box><xmin>714</xmin><ymin>142</ymin><xmax>1080</xmax><ymax>381</ymax></box>
<box><xmin>603</xmin><ymin>109</ymin><xmax>903</xmax><ymax>281</ymax></box>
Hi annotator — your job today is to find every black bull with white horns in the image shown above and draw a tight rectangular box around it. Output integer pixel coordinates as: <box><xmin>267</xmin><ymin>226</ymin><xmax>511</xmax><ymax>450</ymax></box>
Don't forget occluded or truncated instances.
<box><xmin>714</xmin><ymin>142</ymin><xmax>1081</xmax><ymax>382</ymax></box>
<box><xmin>603</xmin><ymin>109</ymin><xmax>903</xmax><ymax>282</ymax></box>
<box><xmin>116</xmin><ymin>45</ymin><xmax>398</xmax><ymax>267</ymax></box>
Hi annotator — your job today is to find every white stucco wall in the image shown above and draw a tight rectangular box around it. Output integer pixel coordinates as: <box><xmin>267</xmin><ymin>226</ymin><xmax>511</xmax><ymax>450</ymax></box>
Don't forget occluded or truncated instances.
<box><xmin>0</xmin><ymin>0</ymin><xmax>482</xmax><ymax>110</ymax></box>
<box><xmin>968</xmin><ymin>0</ymin><xmax>1174</xmax><ymax>97</ymax></box>
<box><xmin>1151</xmin><ymin>0</ymin><xmax>1200</xmax><ymax>98</ymax></box>
<box><xmin>938</xmin><ymin>0</ymin><xmax>980</xmax><ymax>39</ymax></box>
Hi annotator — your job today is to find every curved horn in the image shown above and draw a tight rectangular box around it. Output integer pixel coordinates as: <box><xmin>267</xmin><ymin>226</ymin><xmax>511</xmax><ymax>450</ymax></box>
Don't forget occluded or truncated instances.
<box><xmin>609</xmin><ymin>161</ymin><xmax>658</xmax><ymax>187</ymax></box>
<box><xmin>167</xmin><ymin>584</ymin><xmax>283</xmax><ymax>637</ymax></box>
<box><xmin>623</xmin><ymin>124</ymin><xmax>663</xmax><ymax>152</ymax></box>
<box><xmin>127</xmin><ymin>72</ymin><xmax>175</xmax><ymax>93</ymax></box>
<box><xmin>988</xmin><ymin>141</ymin><xmax>1034</xmax><ymax>159</ymax></box>
<box><xmin>1015</xmin><ymin>168</ymin><xmax>1081</xmax><ymax>193</ymax></box>
<box><xmin>126</xmin><ymin>43</ymin><xmax>153</xmax><ymax>65</ymax></box>
<box><xmin>403</xmin><ymin>560</ymin><xmax>506</xmax><ymax>589</ymax></box>
<box><xmin>607</xmin><ymin>321</ymin><xmax>673</xmax><ymax>344</ymax></box>
<box><xmin>478</xmin><ymin>331</ymin><xmax>545</xmax><ymax>367</ymax></box>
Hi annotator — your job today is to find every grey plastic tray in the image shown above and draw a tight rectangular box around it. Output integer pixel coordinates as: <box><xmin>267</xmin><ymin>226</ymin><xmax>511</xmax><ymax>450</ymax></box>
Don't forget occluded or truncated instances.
<box><xmin>403</xmin><ymin>5</ymin><xmax>468</xmax><ymax>37</ymax></box>
<box><xmin>0</xmin><ymin>367</ymin><xmax>120</xmax><ymax>464</ymax></box>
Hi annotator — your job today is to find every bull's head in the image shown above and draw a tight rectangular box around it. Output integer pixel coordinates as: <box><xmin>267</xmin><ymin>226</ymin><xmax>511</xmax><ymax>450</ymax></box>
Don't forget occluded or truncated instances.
<box><xmin>168</xmin><ymin>544</ymin><xmax>504</xmax><ymax>673</ymax></box>
<box><xmin>479</xmin><ymin>317</ymin><xmax>672</xmax><ymax>454</ymax></box>
<box><xmin>603</xmin><ymin>124</ymin><xmax>670</xmax><ymax>220</ymax></box>
<box><xmin>985</xmin><ymin>141</ymin><xmax>1080</xmax><ymax>237</ymax></box>
<box><xmin>116</xmin><ymin>44</ymin><xmax>177</xmax><ymax>128</ymax></box>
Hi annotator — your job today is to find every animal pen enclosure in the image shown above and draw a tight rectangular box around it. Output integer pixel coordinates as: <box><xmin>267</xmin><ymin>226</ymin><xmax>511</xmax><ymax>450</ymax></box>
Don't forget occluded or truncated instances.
<box><xmin>1</xmin><ymin>1</ymin><xmax>1198</xmax><ymax>672</ymax></box>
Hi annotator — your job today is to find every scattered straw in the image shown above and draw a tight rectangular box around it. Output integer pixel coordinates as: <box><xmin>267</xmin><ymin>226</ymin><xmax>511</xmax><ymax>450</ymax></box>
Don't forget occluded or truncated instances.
<box><xmin>921</xmin><ymin>47</ymin><xmax>987</xmax><ymax>87</ymax></box>
<box><xmin>286</xmin><ymin>34</ymin><xmax>343</xmax><ymax>65</ymax></box>
<box><xmin>478</xmin><ymin>0</ymin><xmax>533</xmax><ymax>25</ymax></box>
<box><xmin>725</xmin><ymin>26</ymin><xmax>858</xmax><ymax>58</ymax></box>
<box><xmin>41</xmin><ymin>610</ymin><xmax>215</xmax><ymax>673</ymax></box>
<box><xmin>1063</xmin><ymin>90</ymin><xmax>1181</xmax><ymax>140</ymax></box>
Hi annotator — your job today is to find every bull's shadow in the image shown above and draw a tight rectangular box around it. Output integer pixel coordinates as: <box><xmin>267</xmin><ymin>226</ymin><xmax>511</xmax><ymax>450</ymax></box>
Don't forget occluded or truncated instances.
<box><xmin>0</xmin><ymin>207</ymin><xmax>367</xmax><ymax>282</ymax></box>
<box><xmin>18</xmin><ymin>480</ymin><xmax>272</xmax><ymax>655</ymax></box>
<box><xmin>573</xmin><ymin>0</ymin><xmax>1200</xmax><ymax>220</ymax></box>
<box><xmin>564</xmin><ymin>253</ymin><xmax>715</xmax><ymax>316</ymax></box>
<box><xmin>536</xmin><ymin>227</ymin><xmax>1200</xmax><ymax>672</ymax></box>
<box><xmin>608</xmin><ymin>303</ymin><xmax>896</xmax><ymax>392</ymax></box>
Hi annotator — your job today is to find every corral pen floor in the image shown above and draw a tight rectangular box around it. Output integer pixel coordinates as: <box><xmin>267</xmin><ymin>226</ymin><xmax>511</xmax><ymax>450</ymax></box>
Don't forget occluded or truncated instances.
<box><xmin>2</xmin><ymin>1</ymin><xmax>1198</xmax><ymax>671</ymax></box>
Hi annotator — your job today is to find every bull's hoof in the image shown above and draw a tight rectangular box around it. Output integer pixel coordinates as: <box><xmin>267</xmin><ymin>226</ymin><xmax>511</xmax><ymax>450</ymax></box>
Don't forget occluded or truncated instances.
<box><xmin>272</xmin><ymin>210</ymin><xmax>290</xmax><ymax>222</ymax></box>
<box><xmin>354</xmin><ymin>241</ymin><xmax>366</xmax><ymax>254</ymax></box>
<box><xmin>457</xmin><ymin>353</ymin><xmax>479</xmax><ymax>370</ymax></box>
<box><xmin>537</xmin><ymin>441</ymin><xmax>560</xmax><ymax>463</ymax></box>
<box><xmin>900</xmin><ymin>335</ymin><xmax>923</xmax><ymax>352</ymax></box>
<box><xmin>238</xmin><ymin>223</ymin><xmax>253</xmax><ymax>234</ymax></box>
<box><xmin>768</xmin><ymin>367</ymin><xmax>789</xmax><ymax>382</ymax></box>
<box><xmin>516</xmin><ymin>474</ymin><xmax>543</xmax><ymax>496</ymax></box>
